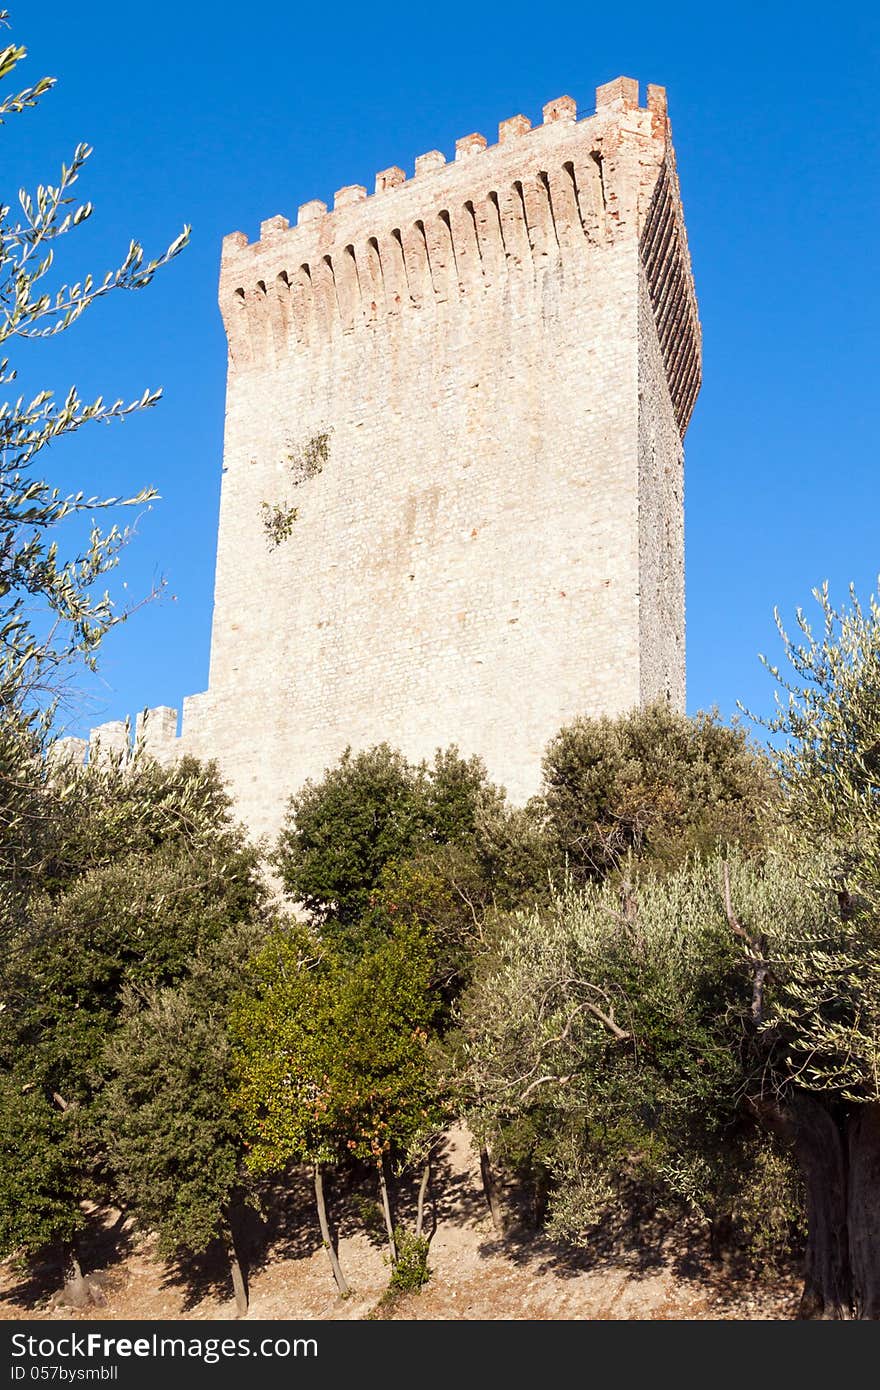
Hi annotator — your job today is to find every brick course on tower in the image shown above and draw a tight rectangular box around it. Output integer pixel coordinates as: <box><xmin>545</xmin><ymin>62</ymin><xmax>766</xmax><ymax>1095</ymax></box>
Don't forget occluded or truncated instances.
<box><xmin>65</xmin><ymin>77</ymin><xmax>701</xmax><ymax>844</ymax></box>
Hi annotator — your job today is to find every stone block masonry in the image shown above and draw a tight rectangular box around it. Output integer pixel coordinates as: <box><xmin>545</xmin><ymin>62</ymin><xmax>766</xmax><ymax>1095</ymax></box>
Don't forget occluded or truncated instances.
<box><xmin>72</xmin><ymin>77</ymin><xmax>701</xmax><ymax>845</ymax></box>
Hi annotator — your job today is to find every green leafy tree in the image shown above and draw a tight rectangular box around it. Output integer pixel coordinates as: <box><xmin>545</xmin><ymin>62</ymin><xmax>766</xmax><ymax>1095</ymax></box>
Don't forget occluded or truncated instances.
<box><xmin>231</xmin><ymin>921</ymin><xmax>445</xmax><ymax>1293</ymax></box>
<box><xmin>1</xmin><ymin>732</ymin><xmax>236</xmax><ymax>943</ymax></box>
<box><xmin>537</xmin><ymin>703</ymin><xmax>775</xmax><ymax>883</ymax></box>
<box><xmin>460</xmin><ymin>587</ymin><xmax>880</xmax><ymax>1322</ymax></box>
<box><xmin>230</xmin><ymin>927</ymin><xmax>353</xmax><ymax>1295</ymax></box>
<box><xmin>276</xmin><ymin>743</ymin><xmax>501</xmax><ymax>932</ymax></box>
<box><xmin>423</xmin><ymin>745</ymin><xmax>504</xmax><ymax>845</ymax></box>
<box><xmin>0</xmin><ymin>703</ymin><xmax>47</xmax><ymax>927</ymax></box>
<box><xmin>39</xmin><ymin>750</ymin><xmax>240</xmax><ymax>894</ymax></box>
<box><xmin>366</xmin><ymin>848</ymin><xmax>487</xmax><ymax>1001</ymax></box>
<box><xmin>0</xmin><ymin>1067</ymin><xmax>83</xmax><ymax>1263</ymax></box>
<box><xmin>0</xmin><ymin>10</ymin><xmax>188</xmax><ymax>948</ymax></box>
<box><xmin>365</xmin><ymin>820</ymin><xmax>549</xmax><ymax>1007</ymax></box>
<box><xmin>102</xmin><ymin>924</ymin><xmax>267</xmax><ymax>1315</ymax></box>
<box><xmin>0</xmin><ymin>758</ymin><xmax>263</xmax><ymax>1297</ymax></box>
<box><xmin>756</xmin><ymin>581</ymin><xmax>880</xmax><ymax>907</ymax></box>
<box><xmin>468</xmin><ymin>796</ymin><xmax>555</xmax><ymax>910</ymax></box>
<box><xmin>326</xmin><ymin>924</ymin><xmax>446</xmax><ymax>1265</ymax></box>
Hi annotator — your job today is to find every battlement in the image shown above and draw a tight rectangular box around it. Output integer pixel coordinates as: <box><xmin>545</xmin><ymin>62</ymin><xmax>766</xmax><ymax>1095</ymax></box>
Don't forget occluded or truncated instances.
<box><xmin>218</xmin><ymin>77</ymin><xmax>700</xmax><ymax>435</ymax></box>
<box><xmin>48</xmin><ymin>699</ymin><xmax>207</xmax><ymax>772</ymax></box>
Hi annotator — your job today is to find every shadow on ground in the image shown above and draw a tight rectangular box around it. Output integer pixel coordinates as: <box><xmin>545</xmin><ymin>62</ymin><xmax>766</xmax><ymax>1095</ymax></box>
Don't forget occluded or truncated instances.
<box><xmin>0</xmin><ymin>1131</ymin><xmax>803</xmax><ymax>1320</ymax></box>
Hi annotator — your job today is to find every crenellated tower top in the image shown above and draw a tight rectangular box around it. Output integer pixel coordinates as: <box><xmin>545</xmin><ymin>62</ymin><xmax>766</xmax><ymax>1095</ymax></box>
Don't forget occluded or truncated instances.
<box><xmin>218</xmin><ymin>76</ymin><xmax>701</xmax><ymax>434</ymax></box>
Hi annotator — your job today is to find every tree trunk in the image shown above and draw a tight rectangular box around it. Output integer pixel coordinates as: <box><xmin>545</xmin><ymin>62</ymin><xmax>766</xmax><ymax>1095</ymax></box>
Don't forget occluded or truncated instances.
<box><xmin>313</xmin><ymin>1163</ymin><xmax>350</xmax><ymax>1297</ymax></box>
<box><xmin>377</xmin><ymin>1157</ymin><xmax>397</xmax><ymax>1263</ymax></box>
<box><xmin>847</xmin><ymin>1101</ymin><xmax>880</xmax><ymax>1319</ymax></box>
<box><xmin>752</xmin><ymin>1090</ymin><xmax>880</xmax><ymax>1319</ymax></box>
<box><xmin>61</xmin><ymin>1240</ymin><xmax>90</xmax><ymax>1309</ymax></box>
<box><xmin>791</xmin><ymin>1093</ymin><xmax>852</xmax><ymax>1319</ymax></box>
<box><xmin>415</xmin><ymin>1159</ymin><xmax>431</xmax><ymax>1241</ymax></box>
<box><xmin>228</xmin><ymin>1231</ymin><xmax>249</xmax><ymax>1317</ymax></box>
<box><xmin>479</xmin><ymin>1144</ymin><xmax>505</xmax><ymax>1235</ymax></box>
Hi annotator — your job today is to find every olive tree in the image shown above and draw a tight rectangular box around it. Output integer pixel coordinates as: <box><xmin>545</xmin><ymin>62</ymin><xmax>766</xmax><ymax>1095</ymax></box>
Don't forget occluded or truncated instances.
<box><xmin>455</xmin><ymin>853</ymin><xmax>801</xmax><ymax>1258</ymax></box>
<box><xmin>537</xmin><ymin>703</ymin><xmax>775</xmax><ymax>882</ymax></box>
<box><xmin>744</xmin><ymin>582</ymin><xmax>880</xmax><ymax>1317</ymax></box>
<box><xmin>460</xmin><ymin>581</ymin><xmax>880</xmax><ymax>1319</ymax></box>
<box><xmin>0</xmin><ymin>11</ymin><xmax>188</xmax><ymax>717</ymax></box>
<box><xmin>0</xmin><ymin>10</ymin><xmax>188</xmax><ymax>942</ymax></box>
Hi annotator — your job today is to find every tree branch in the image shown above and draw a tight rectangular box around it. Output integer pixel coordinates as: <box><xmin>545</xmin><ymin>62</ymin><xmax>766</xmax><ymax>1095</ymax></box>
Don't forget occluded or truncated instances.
<box><xmin>721</xmin><ymin>860</ymin><xmax>770</xmax><ymax>1025</ymax></box>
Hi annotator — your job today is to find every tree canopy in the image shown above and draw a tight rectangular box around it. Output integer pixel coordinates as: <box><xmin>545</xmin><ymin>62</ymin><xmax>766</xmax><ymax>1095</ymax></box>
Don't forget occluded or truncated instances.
<box><xmin>537</xmin><ymin>703</ymin><xmax>774</xmax><ymax>882</ymax></box>
<box><xmin>275</xmin><ymin>742</ymin><xmax>503</xmax><ymax>931</ymax></box>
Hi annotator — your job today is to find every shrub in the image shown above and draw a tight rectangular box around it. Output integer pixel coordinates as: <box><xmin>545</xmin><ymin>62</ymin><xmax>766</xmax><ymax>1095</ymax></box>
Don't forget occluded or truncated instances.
<box><xmin>537</xmin><ymin>704</ymin><xmax>775</xmax><ymax>883</ymax></box>
<box><xmin>388</xmin><ymin>1228</ymin><xmax>431</xmax><ymax>1292</ymax></box>
<box><xmin>276</xmin><ymin>743</ymin><xmax>502</xmax><ymax>932</ymax></box>
<box><xmin>454</xmin><ymin>849</ymin><xmax>820</xmax><ymax>1261</ymax></box>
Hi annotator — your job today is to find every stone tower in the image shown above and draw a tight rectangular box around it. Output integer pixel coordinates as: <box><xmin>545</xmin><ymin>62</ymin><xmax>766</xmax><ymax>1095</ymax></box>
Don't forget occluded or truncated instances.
<box><xmin>94</xmin><ymin>77</ymin><xmax>701</xmax><ymax>843</ymax></box>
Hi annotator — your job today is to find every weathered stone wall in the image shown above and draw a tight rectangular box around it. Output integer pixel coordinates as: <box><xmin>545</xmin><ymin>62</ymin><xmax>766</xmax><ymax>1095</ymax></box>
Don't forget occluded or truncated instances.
<box><xmin>98</xmin><ymin>78</ymin><xmax>700</xmax><ymax>845</ymax></box>
<box><xmin>637</xmin><ymin>264</ymin><xmax>686</xmax><ymax>709</ymax></box>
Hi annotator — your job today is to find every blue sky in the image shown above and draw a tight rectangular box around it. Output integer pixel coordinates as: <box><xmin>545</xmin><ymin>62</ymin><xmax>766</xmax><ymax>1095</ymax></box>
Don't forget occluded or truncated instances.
<box><xmin>10</xmin><ymin>0</ymin><xmax>880</xmax><ymax>746</ymax></box>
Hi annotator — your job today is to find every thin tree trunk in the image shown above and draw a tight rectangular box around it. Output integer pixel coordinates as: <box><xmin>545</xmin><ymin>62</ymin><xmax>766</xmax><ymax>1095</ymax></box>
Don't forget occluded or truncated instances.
<box><xmin>792</xmin><ymin>1093</ymin><xmax>852</xmax><ymax>1319</ymax></box>
<box><xmin>378</xmin><ymin>1157</ymin><xmax>397</xmax><ymax>1263</ymax></box>
<box><xmin>847</xmin><ymin>1101</ymin><xmax>880</xmax><ymax>1319</ymax></box>
<box><xmin>64</xmin><ymin>1246</ymin><xmax>82</xmax><ymax>1286</ymax></box>
<box><xmin>415</xmin><ymin>1159</ymin><xmax>431</xmax><ymax>1240</ymax></box>
<box><xmin>314</xmin><ymin>1163</ymin><xmax>350</xmax><ymax>1297</ymax></box>
<box><xmin>228</xmin><ymin>1231</ymin><xmax>249</xmax><ymax>1316</ymax></box>
<box><xmin>479</xmin><ymin>1144</ymin><xmax>505</xmax><ymax>1236</ymax></box>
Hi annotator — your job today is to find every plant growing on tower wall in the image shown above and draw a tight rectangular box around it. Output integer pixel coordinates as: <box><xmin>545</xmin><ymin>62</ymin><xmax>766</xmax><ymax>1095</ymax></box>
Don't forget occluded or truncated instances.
<box><xmin>260</xmin><ymin>429</ymin><xmax>332</xmax><ymax>549</ymax></box>
<box><xmin>260</xmin><ymin>499</ymin><xmax>299</xmax><ymax>548</ymax></box>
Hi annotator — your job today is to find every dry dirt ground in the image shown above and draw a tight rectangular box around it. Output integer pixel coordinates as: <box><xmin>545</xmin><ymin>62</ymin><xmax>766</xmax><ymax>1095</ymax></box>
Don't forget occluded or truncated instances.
<box><xmin>0</xmin><ymin>1126</ymin><xmax>800</xmax><ymax>1322</ymax></box>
